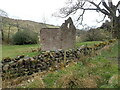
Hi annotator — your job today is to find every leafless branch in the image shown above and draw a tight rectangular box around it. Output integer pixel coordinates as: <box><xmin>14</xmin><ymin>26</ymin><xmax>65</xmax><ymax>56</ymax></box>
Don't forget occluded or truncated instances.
<box><xmin>58</xmin><ymin>1</ymin><xmax>86</xmax><ymax>18</ymax></box>
<box><xmin>116</xmin><ymin>1</ymin><xmax>120</xmax><ymax>8</ymax></box>
<box><xmin>88</xmin><ymin>1</ymin><xmax>110</xmax><ymax>16</ymax></box>
<box><xmin>101</xmin><ymin>1</ymin><xmax>116</xmax><ymax>16</ymax></box>
<box><xmin>0</xmin><ymin>9</ymin><xmax>8</xmax><ymax>17</ymax></box>
<box><xmin>76</xmin><ymin>9</ymin><xmax>85</xmax><ymax>25</ymax></box>
<box><xmin>96</xmin><ymin>14</ymin><xmax>106</xmax><ymax>23</ymax></box>
<box><xmin>98</xmin><ymin>2</ymin><xmax>101</xmax><ymax>6</ymax></box>
<box><xmin>108</xmin><ymin>0</ymin><xmax>113</xmax><ymax>8</ymax></box>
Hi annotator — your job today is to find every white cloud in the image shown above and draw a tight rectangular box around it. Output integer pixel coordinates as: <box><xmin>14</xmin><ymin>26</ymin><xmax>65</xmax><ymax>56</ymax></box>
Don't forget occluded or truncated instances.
<box><xmin>0</xmin><ymin>0</ymin><xmax>119</xmax><ymax>29</ymax></box>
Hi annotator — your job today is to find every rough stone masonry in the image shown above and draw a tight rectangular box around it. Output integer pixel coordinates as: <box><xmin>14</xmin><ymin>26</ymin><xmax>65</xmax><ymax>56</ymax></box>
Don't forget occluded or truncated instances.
<box><xmin>40</xmin><ymin>17</ymin><xmax>76</xmax><ymax>51</ymax></box>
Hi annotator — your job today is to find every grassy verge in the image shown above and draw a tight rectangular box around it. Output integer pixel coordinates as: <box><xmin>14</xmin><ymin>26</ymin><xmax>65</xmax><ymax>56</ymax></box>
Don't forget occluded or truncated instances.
<box><xmin>75</xmin><ymin>41</ymin><xmax>101</xmax><ymax>47</ymax></box>
<box><xmin>2</xmin><ymin>44</ymin><xmax>40</xmax><ymax>59</ymax></box>
<box><xmin>2</xmin><ymin>41</ymin><xmax>101</xmax><ymax>59</ymax></box>
<box><xmin>0</xmin><ymin>45</ymin><xmax>2</xmax><ymax>60</ymax></box>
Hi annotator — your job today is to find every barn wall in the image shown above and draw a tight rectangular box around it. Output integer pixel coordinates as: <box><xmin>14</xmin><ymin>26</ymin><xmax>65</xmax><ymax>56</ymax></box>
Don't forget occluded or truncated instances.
<box><xmin>40</xmin><ymin>28</ymin><xmax>61</xmax><ymax>51</ymax></box>
<box><xmin>40</xmin><ymin>17</ymin><xmax>76</xmax><ymax>51</ymax></box>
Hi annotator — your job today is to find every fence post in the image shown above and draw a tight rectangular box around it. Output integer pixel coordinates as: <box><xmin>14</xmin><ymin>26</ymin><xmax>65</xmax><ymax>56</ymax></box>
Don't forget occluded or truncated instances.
<box><xmin>64</xmin><ymin>50</ymin><xmax>66</xmax><ymax>67</ymax></box>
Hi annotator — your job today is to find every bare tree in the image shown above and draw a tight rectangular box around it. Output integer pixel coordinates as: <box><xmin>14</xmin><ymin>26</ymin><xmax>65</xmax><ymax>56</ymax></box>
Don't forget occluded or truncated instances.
<box><xmin>0</xmin><ymin>9</ymin><xmax>8</xmax><ymax>41</ymax></box>
<box><xmin>0</xmin><ymin>10</ymin><xmax>15</xmax><ymax>43</ymax></box>
<box><xmin>0</xmin><ymin>9</ymin><xmax>8</xmax><ymax>17</ymax></box>
<box><xmin>16</xmin><ymin>19</ymin><xmax>20</xmax><ymax>32</ymax></box>
<box><xmin>58</xmin><ymin>0</ymin><xmax>120</xmax><ymax>39</ymax></box>
<box><xmin>7</xmin><ymin>21</ymin><xmax>13</xmax><ymax>44</ymax></box>
<box><xmin>86</xmin><ymin>28</ymin><xmax>107</xmax><ymax>41</ymax></box>
<box><xmin>42</xmin><ymin>16</ymin><xmax>47</xmax><ymax>28</ymax></box>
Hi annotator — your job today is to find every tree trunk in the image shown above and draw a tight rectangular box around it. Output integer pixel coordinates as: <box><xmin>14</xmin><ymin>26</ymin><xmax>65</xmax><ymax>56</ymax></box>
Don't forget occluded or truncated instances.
<box><xmin>112</xmin><ymin>16</ymin><xmax>120</xmax><ymax>39</ymax></box>
<box><xmin>1</xmin><ymin>29</ymin><xmax>4</xmax><ymax>41</ymax></box>
<box><xmin>16</xmin><ymin>20</ymin><xmax>20</xmax><ymax>32</ymax></box>
<box><xmin>7</xmin><ymin>25</ymin><xmax>11</xmax><ymax>44</ymax></box>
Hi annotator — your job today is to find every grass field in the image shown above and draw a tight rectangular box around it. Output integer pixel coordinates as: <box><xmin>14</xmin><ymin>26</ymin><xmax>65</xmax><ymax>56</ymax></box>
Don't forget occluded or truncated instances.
<box><xmin>0</xmin><ymin>45</ymin><xmax>2</xmax><ymax>61</ymax></box>
<box><xmin>1</xmin><ymin>44</ymin><xmax>40</xmax><ymax>60</ymax></box>
<box><xmin>75</xmin><ymin>41</ymin><xmax>101</xmax><ymax>47</ymax></box>
<box><xmin>1</xmin><ymin>41</ymin><xmax>101</xmax><ymax>59</ymax></box>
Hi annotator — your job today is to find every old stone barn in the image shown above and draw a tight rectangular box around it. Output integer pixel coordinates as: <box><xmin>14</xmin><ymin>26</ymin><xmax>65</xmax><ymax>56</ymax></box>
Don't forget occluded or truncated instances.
<box><xmin>40</xmin><ymin>17</ymin><xmax>76</xmax><ymax>51</ymax></box>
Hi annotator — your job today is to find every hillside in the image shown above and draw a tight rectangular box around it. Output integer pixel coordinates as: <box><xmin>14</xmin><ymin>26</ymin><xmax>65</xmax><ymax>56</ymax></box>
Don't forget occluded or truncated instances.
<box><xmin>1</xmin><ymin>17</ymin><xmax>59</xmax><ymax>43</ymax></box>
<box><xmin>2</xmin><ymin>17</ymin><xmax>85</xmax><ymax>35</ymax></box>
<box><xmin>2</xmin><ymin>17</ymin><xmax>59</xmax><ymax>32</ymax></box>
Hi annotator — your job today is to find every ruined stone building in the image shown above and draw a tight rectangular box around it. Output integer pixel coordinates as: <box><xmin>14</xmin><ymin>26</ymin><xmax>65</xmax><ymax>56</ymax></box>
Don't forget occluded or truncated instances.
<box><xmin>40</xmin><ymin>17</ymin><xmax>76</xmax><ymax>51</ymax></box>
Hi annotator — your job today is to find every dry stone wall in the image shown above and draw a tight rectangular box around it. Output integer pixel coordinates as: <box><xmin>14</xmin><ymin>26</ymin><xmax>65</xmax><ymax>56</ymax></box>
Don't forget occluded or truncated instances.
<box><xmin>2</xmin><ymin>40</ymin><xmax>116</xmax><ymax>80</ymax></box>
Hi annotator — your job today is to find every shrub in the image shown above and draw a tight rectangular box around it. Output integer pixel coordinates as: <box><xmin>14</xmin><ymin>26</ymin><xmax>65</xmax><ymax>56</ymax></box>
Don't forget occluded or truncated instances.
<box><xmin>84</xmin><ymin>29</ymin><xmax>107</xmax><ymax>41</ymax></box>
<box><xmin>12</xmin><ymin>30</ymin><xmax>38</xmax><ymax>45</ymax></box>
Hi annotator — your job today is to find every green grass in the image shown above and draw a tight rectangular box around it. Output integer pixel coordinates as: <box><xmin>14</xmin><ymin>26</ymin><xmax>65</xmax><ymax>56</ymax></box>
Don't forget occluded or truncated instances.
<box><xmin>2</xmin><ymin>41</ymin><xmax>101</xmax><ymax>59</ymax></box>
<box><xmin>46</xmin><ymin>25</ymin><xmax>59</xmax><ymax>28</ymax></box>
<box><xmin>2</xmin><ymin>44</ymin><xmax>40</xmax><ymax>59</ymax></box>
<box><xmin>0</xmin><ymin>45</ymin><xmax>2</xmax><ymax>60</ymax></box>
<box><xmin>75</xmin><ymin>41</ymin><xmax>101</xmax><ymax>47</ymax></box>
<box><xmin>41</xmin><ymin>42</ymin><xmax>118</xmax><ymax>88</ymax></box>
<box><xmin>101</xmin><ymin>42</ymin><xmax>118</xmax><ymax>58</ymax></box>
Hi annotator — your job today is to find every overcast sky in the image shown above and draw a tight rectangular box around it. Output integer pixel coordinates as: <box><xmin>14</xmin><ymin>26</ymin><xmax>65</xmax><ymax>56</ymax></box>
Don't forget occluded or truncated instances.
<box><xmin>0</xmin><ymin>0</ymin><xmax>119</xmax><ymax>29</ymax></box>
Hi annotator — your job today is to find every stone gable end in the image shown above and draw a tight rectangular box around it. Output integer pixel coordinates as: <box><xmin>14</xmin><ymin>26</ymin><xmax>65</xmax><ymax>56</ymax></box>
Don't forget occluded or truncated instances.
<box><xmin>40</xmin><ymin>17</ymin><xmax>76</xmax><ymax>51</ymax></box>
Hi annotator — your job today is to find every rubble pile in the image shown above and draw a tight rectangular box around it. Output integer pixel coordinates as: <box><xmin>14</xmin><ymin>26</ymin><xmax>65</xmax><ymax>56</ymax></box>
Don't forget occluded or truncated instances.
<box><xmin>2</xmin><ymin>40</ymin><xmax>116</xmax><ymax>80</ymax></box>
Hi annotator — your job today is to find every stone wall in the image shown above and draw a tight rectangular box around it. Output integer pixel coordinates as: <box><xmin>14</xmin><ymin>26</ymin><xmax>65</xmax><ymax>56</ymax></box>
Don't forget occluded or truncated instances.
<box><xmin>40</xmin><ymin>28</ymin><xmax>61</xmax><ymax>51</ymax></box>
<box><xmin>40</xmin><ymin>17</ymin><xmax>76</xmax><ymax>51</ymax></box>
<box><xmin>60</xmin><ymin>17</ymin><xmax>76</xmax><ymax>50</ymax></box>
<box><xmin>2</xmin><ymin>40</ymin><xmax>116</xmax><ymax>80</ymax></box>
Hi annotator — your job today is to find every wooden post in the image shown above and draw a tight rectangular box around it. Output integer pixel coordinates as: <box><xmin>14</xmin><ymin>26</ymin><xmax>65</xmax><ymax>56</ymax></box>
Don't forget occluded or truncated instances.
<box><xmin>64</xmin><ymin>50</ymin><xmax>66</xmax><ymax>67</ymax></box>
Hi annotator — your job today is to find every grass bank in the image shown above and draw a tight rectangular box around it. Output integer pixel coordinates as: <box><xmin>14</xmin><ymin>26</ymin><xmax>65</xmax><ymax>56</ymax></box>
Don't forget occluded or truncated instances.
<box><xmin>2</xmin><ymin>41</ymin><xmax>101</xmax><ymax>59</ymax></box>
<box><xmin>41</xmin><ymin>42</ymin><xmax>118</xmax><ymax>88</ymax></box>
<box><xmin>2</xmin><ymin>44</ymin><xmax>40</xmax><ymax>59</ymax></box>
